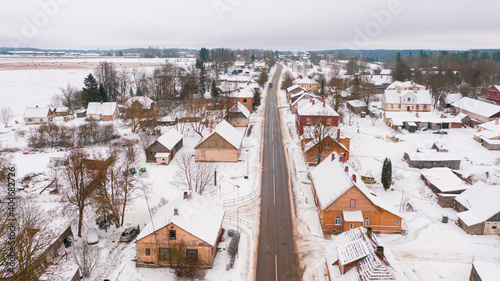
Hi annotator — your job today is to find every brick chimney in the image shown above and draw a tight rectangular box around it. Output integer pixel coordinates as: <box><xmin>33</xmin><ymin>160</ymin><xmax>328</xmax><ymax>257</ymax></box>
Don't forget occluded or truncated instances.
<box><xmin>323</xmin><ymin>100</ymin><xmax>325</xmax><ymax>107</ymax></box>
<box><xmin>337</xmin><ymin>129</ymin><xmax>340</xmax><ymax>140</ymax></box>
<box><xmin>312</xmin><ymin>100</ymin><xmax>315</xmax><ymax>105</ymax></box>
<box><xmin>340</xmin><ymin>153</ymin><xmax>346</xmax><ymax>163</ymax></box>
<box><xmin>331</xmin><ymin>153</ymin><xmax>335</xmax><ymax>161</ymax></box>
<box><xmin>352</xmin><ymin>174</ymin><xmax>357</xmax><ymax>183</ymax></box>
<box><xmin>183</xmin><ymin>192</ymin><xmax>189</xmax><ymax>200</ymax></box>
<box><xmin>344</xmin><ymin>166</ymin><xmax>348</xmax><ymax>172</ymax></box>
<box><xmin>376</xmin><ymin>246</ymin><xmax>384</xmax><ymax>259</ymax></box>
<box><xmin>367</xmin><ymin>227</ymin><xmax>373</xmax><ymax>239</ymax></box>
<box><xmin>174</xmin><ymin>208</ymin><xmax>179</xmax><ymax>216</ymax></box>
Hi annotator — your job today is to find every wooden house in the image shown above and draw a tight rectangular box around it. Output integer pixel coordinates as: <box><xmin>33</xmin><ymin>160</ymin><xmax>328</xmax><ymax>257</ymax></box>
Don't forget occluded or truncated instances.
<box><xmin>420</xmin><ymin>167</ymin><xmax>469</xmax><ymax>197</ymax></box>
<box><xmin>474</xmin><ymin>119</ymin><xmax>500</xmax><ymax>150</ymax></box>
<box><xmin>124</xmin><ymin>96</ymin><xmax>157</xmax><ymax>116</ymax></box>
<box><xmin>324</xmin><ymin>227</ymin><xmax>407</xmax><ymax>281</ymax></box>
<box><xmin>23</xmin><ymin>106</ymin><xmax>54</xmax><ymax>125</ymax></box>
<box><xmin>469</xmin><ymin>261</ymin><xmax>500</xmax><ymax>281</ymax></box>
<box><xmin>225</xmin><ymin>102</ymin><xmax>250</xmax><ymax>127</ymax></box>
<box><xmin>293</xmin><ymin>76</ymin><xmax>319</xmax><ymax>93</ymax></box>
<box><xmin>455</xmin><ymin>181</ymin><xmax>500</xmax><ymax>235</ymax></box>
<box><xmin>485</xmin><ymin>85</ymin><xmax>500</xmax><ymax>104</ymax></box>
<box><xmin>310</xmin><ymin>152</ymin><xmax>403</xmax><ymax>234</ymax></box>
<box><xmin>195</xmin><ymin>120</ymin><xmax>243</xmax><ymax>162</ymax></box>
<box><xmin>302</xmin><ymin>129</ymin><xmax>350</xmax><ymax>164</ymax></box>
<box><xmin>86</xmin><ymin>102</ymin><xmax>119</xmax><ymax>121</ymax></box>
<box><xmin>53</xmin><ymin>107</ymin><xmax>72</xmax><ymax>117</ymax></box>
<box><xmin>145</xmin><ymin>129</ymin><xmax>183</xmax><ymax>164</ymax></box>
<box><xmin>381</xmin><ymin>81</ymin><xmax>431</xmax><ymax>112</ymax></box>
<box><xmin>451</xmin><ymin>97</ymin><xmax>500</xmax><ymax>124</ymax></box>
<box><xmin>136</xmin><ymin>192</ymin><xmax>225</xmax><ymax>267</ymax></box>
<box><xmin>346</xmin><ymin>99</ymin><xmax>368</xmax><ymax>115</ymax></box>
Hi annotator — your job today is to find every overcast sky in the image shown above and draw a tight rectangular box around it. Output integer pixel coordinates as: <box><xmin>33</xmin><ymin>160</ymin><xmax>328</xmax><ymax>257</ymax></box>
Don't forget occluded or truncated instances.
<box><xmin>1</xmin><ymin>0</ymin><xmax>499</xmax><ymax>51</ymax></box>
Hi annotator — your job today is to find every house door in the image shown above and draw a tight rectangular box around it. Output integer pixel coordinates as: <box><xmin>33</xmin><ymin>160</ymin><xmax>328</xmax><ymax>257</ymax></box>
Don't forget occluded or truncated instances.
<box><xmin>350</xmin><ymin>223</ymin><xmax>354</xmax><ymax>229</ymax></box>
<box><xmin>407</xmin><ymin>106</ymin><xmax>411</xmax><ymax>111</ymax></box>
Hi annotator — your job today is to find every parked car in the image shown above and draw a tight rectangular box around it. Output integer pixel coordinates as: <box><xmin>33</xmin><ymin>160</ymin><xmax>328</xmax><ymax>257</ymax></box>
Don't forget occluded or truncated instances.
<box><xmin>120</xmin><ymin>225</ymin><xmax>140</xmax><ymax>242</ymax></box>
<box><xmin>87</xmin><ymin>228</ymin><xmax>99</xmax><ymax>245</ymax></box>
<box><xmin>433</xmin><ymin>130</ymin><xmax>448</xmax><ymax>135</ymax></box>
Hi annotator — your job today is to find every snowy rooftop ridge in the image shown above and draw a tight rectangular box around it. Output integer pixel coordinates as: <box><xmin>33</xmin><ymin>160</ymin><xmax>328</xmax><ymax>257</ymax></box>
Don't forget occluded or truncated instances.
<box><xmin>420</xmin><ymin>168</ymin><xmax>469</xmax><ymax>193</ymax></box>
<box><xmin>106</xmin><ymin>262</ymin><xmax>147</xmax><ymax>281</ymax></box>
<box><xmin>455</xmin><ymin>181</ymin><xmax>500</xmax><ymax>226</ymax></box>
<box><xmin>156</xmin><ymin>128</ymin><xmax>183</xmax><ymax>150</ymax></box>
<box><xmin>310</xmin><ymin>152</ymin><xmax>401</xmax><ymax>217</ymax></box>
<box><xmin>125</xmin><ymin>96</ymin><xmax>154</xmax><ymax>109</ymax></box>
<box><xmin>293</xmin><ymin>76</ymin><xmax>319</xmax><ymax>85</ymax></box>
<box><xmin>296</xmin><ymin>98</ymin><xmax>339</xmax><ymax>117</ymax></box>
<box><xmin>229</xmin><ymin>101</ymin><xmax>250</xmax><ymax>119</ymax></box>
<box><xmin>136</xmin><ymin>193</ymin><xmax>225</xmax><ymax>246</ymax></box>
<box><xmin>24</xmin><ymin>106</ymin><xmax>53</xmax><ymax>118</ymax></box>
<box><xmin>230</xmin><ymin>86</ymin><xmax>255</xmax><ymax>98</ymax></box>
<box><xmin>87</xmin><ymin>102</ymin><xmax>118</xmax><ymax>116</ymax></box>
<box><xmin>451</xmin><ymin>97</ymin><xmax>500</xmax><ymax>118</ymax></box>
<box><xmin>196</xmin><ymin>120</ymin><xmax>243</xmax><ymax>150</ymax></box>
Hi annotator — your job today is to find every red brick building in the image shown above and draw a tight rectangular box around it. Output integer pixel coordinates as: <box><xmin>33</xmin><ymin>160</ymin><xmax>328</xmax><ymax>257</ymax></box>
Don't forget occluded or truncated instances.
<box><xmin>295</xmin><ymin>98</ymin><xmax>339</xmax><ymax>136</ymax></box>
<box><xmin>485</xmin><ymin>86</ymin><xmax>500</xmax><ymax>104</ymax></box>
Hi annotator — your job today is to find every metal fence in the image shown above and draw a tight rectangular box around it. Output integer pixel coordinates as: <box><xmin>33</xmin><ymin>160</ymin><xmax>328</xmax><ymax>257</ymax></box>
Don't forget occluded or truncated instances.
<box><xmin>223</xmin><ymin>190</ymin><xmax>259</xmax><ymax>207</ymax></box>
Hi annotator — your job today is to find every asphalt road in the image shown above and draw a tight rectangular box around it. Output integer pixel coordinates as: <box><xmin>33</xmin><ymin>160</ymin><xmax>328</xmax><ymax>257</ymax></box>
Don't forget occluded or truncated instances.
<box><xmin>255</xmin><ymin>64</ymin><xmax>300</xmax><ymax>281</ymax></box>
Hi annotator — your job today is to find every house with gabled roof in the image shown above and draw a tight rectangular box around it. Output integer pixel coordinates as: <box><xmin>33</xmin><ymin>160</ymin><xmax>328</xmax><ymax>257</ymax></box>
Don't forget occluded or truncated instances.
<box><xmin>124</xmin><ymin>96</ymin><xmax>157</xmax><ymax>114</ymax></box>
<box><xmin>293</xmin><ymin>76</ymin><xmax>319</xmax><ymax>93</ymax></box>
<box><xmin>310</xmin><ymin>152</ymin><xmax>403</xmax><ymax>234</ymax></box>
<box><xmin>136</xmin><ymin>192</ymin><xmax>225</xmax><ymax>267</ymax></box>
<box><xmin>295</xmin><ymin>98</ymin><xmax>339</xmax><ymax>136</ymax></box>
<box><xmin>381</xmin><ymin>81</ymin><xmax>432</xmax><ymax>112</ymax></box>
<box><xmin>86</xmin><ymin>102</ymin><xmax>119</xmax><ymax>121</ymax></box>
<box><xmin>145</xmin><ymin>128</ymin><xmax>183</xmax><ymax>164</ymax></box>
<box><xmin>451</xmin><ymin>97</ymin><xmax>500</xmax><ymax>124</ymax></box>
<box><xmin>455</xmin><ymin>181</ymin><xmax>500</xmax><ymax>235</ymax></box>
<box><xmin>23</xmin><ymin>106</ymin><xmax>54</xmax><ymax>125</ymax></box>
<box><xmin>195</xmin><ymin>120</ymin><xmax>243</xmax><ymax>162</ymax></box>
<box><xmin>474</xmin><ymin>119</ymin><xmax>500</xmax><ymax>150</ymax></box>
<box><xmin>302</xmin><ymin>128</ymin><xmax>350</xmax><ymax>164</ymax></box>
<box><xmin>325</xmin><ymin>227</ymin><xmax>407</xmax><ymax>281</ymax></box>
<box><xmin>230</xmin><ymin>86</ymin><xmax>254</xmax><ymax>112</ymax></box>
<box><xmin>485</xmin><ymin>85</ymin><xmax>500</xmax><ymax>104</ymax></box>
<box><xmin>225</xmin><ymin>101</ymin><xmax>250</xmax><ymax>127</ymax></box>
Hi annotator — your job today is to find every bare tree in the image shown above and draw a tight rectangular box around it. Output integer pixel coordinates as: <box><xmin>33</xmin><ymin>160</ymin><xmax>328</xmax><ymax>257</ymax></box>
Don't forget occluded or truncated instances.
<box><xmin>94</xmin><ymin>62</ymin><xmax>119</xmax><ymax>101</ymax></box>
<box><xmin>187</xmin><ymin>99</ymin><xmax>210</xmax><ymax>137</ymax></box>
<box><xmin>61</xmin><ymin>150</ymin><xmax>103</xmax><ymax>237</ymax></box>
<box><xmin>124</xmin><ymin>100</ymin><xmax>146</xmax><ymax>133</ymax></box>
<box><xmin>73</xmin><ymin>242</ymin><xmax>100</xmax><ymax>278</ymax></box>
<box><xmin>0</xmin><ymin>107</ymin><xmax>13</xmax><ymax>128</ymax></box>
<box><xmin>304</xmin><ymin>123</ymin><xmax>336</xmax><ymax>164</ymax></box>
<box><xmin>59</xmin><ymin>83</ymin><xmax>79</xmax><ymax>109</ymax></box>
<box><xmin>173</xmin><ymin>152</ymin><xmax>216</xmax><ymax>195</ymax></box>
<box><xmin>0</xmin><ymin>200</ymin><xmax>55</xmax><ymax>280</ymax></box>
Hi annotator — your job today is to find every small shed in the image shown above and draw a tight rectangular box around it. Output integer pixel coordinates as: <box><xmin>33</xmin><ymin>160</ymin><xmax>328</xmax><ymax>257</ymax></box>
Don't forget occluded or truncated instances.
<box><xmin>146</xmin><ymin>129</ymin><xmax>183</xmax><ymax>164</ymax></box>
<box><xmin>346</xmin><ymin>100</ymin><xmax>368</xmax><ymax>114</ymax></box>
<box><xmin>361</xmin><ymin>171</ymin><xmax>375</xmax><ymax>184</ymax></box>
<box><xmin>404</xmin><ymin>121</ymin><xmax>417</xmax><ymax>133</ymax></box>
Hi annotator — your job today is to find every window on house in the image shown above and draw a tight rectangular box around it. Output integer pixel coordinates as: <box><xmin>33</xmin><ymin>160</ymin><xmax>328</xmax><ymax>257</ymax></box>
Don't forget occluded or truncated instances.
<box><xmin>327</xmin><ymin>118</ymin><xmax>332</xmax><ymax>125</ymax></box>
<box><xmin>390</xmin><ymin>104</ymin><xmax>394</xmax><ymax>109</ymax></box>
<box><xmin>214</xmin><ymin>140</ymin><xmax>218</xmax><ymax>147</ymax></box>
<box><xmin>317</xmin><ymin>118</ymin><xmax>321</xmax><ymax>124</ymax></box>
<box><xmin>395</xmin><ymin>220</ymin><xmax>400</xmax><ymax>225</ymax></box>
<box><xmin>243</xmin><ymin>99</ymin><xmax>247</xmax><ymax>103</ymax></box>
<box><xmin>363</xmin><ymin>217</ymin><xmax>370</xmax><ymax>226</ymax></box>
<box><xmin>315</xmin><ymin>154</ymin><xmax>321</xmax><ymax>160</ymax></box>
<box><xmin>145</xmin><ymin>248</ymin><xmax>151</xmax><ymax>256</ymax></box>
<box><xmin>416</xmin><ymin>105</ymin><xmax>419</xmax><ymax>109</ymax></box>
<box><xmin>424</xmin><ymin>105</ymin><xmax>427</xmax><ymax>109</ymax></box>
<box><xmin>159</xmin><ymin>248</ymin><xmax>170</xmax><ymax>260</ymax></box>
<box><xmin>306</xmin><ymin>118</ymin><xmax>311</xmax><ymax>124</ymax></box>
<box><xmin>407</xmin><ymin>98</ymin><xmax>411</xmax><ymax>102</ymax></box>
<box><xmin>28</xmin><ymin>118</ymin><xmax>32</xmax><ymax>122</ymax></box>
<box><xmin>186</xmin><ymin>249</ymin><xmax>198</xmax><ymax>262</ymax></box>
<box><xmin>325</xmin><ymin>142</ymin><xmax>330</xmax><ymax>149</ymax></box>
<box><xmin>493</xmin><ymin>225</ymin><xmax>497</xmax><ymax>229</ymax></box>
<box><xmin>350</xmin><ymin>199</ymin><xmax>356</xmax><ymax>208</ymax></box>
<box><xmin>201</xmin><ymin>151</ymin><xmax>206</xmax><ymax>158</ymax></box>
<box><xmin>335</xmin><ymin>216</ymin><xmax>341</xmax><ymax>225</ymax></box>
<box><xmin>398</xmin><ymin>104</ymin><xmax>401</xmax><ymax>109</ymax></box>
<box><xmin>350</xmin><ymin>223</ymin><xmax>354</xmax><ymax>229</ymax></box>
<box><xmin>169</xmin><ymin>230</ymin><xmax>176</xmax><ymax>240</ymax></box>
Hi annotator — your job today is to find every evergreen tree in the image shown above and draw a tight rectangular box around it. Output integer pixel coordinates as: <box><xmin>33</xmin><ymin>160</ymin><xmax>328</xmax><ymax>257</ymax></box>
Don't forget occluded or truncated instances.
<box><xmin>259</xmin><ymin>71</ymin><xmax>268</xmax><ymax>87</ymax></box>
<box><xmin>82</xmin><ymin>74</ymin><xmax>99</xmax><ymax>107</ymax></box>
<box><xmin>382</xmin><ymin>158</ymin><xmax>392</xmax><ymax>190</ymax></box>
<box><xmin>195</xmin><ymin>58</ymin><xmax>202</xmax><ymax>69</ymax></box>
<box><xmin>396</xmin><ymin>52</ymin><xmax>401</xmax><ymax>63</ymax></box>
<box><xmin>251</xmin><ymin>54</ymin><xmax>255</xmax><ymax>63</ymax></box>
<box><xmin>199</xmin><ymin>61</ymin><xmax>207</xmax><ymax>95</ymax></box>
<box><xmin>252</xmin><ymin>88</ymin><xmax>261</xmax><ymax>108</ymax></box>
<box><xmin>392</xmin><ymin>61</ymin><xmax>412</xmax><ymax>82</ymax></box>
<box><xmin>210</xmin><ymin>80</ymin><xmax>219</xmax><ymax>100</ymax></box>
<box><xmin>319</xmin><ymin>79</ymin><xmax>326</xmax><ymax>97</ymax></box>
<box><xmin>199</xmin><ymin>47</ymin><xmax>210</xmax><ymax>62</ymax></box>
<box><xmin>98</xmin><ymin>84</ymin><xmax>108</xmax><ymax>102</ymax></box>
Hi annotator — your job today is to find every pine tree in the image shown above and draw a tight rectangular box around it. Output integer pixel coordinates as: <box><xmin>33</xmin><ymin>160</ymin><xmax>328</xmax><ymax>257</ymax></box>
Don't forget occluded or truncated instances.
<box><xmin>98</xmin><ymin>84</ymin><xmax>108</xmax><ymax>102</ymax></box>
<box><xmin>199</xmin><ymin>47</ymin><xmax>210</xmax><ymax>63</ymax></box>
<box><xmin>195</xmin><ymin>58</ymin><xmax>202</xmax><ymax>69</ymax></box>
<box><xmin>382</xmin><ymin>158</ymin><xmax>392</xmax><ymax>191</ymax></box>
<box><xmin>252</xmin><ymin>89</ymin><xmax>261</xmax><ymax>108</ymax></box>
<box><xmin>319</xmin><ymin>79</ymin><xmax>326</xmax><ymax>97</ymax></box>
<box><xmin>199</xmin><ymin>61</ymin><xmax>206</xmax><ymax>95</ymax></box>
<box><xmin>82</xmin><ymin>74</ymin><xmax>99</xmax><ymax>107</ymax></box>
<box><xmin>251</xmin><ymin>54</ymin><xmax>255</xmax><ymax>63</ymax></box>
<box><xmin>210</xmin><ymin>80</ymin><xmax>219</xmax><ymax>100</ymax></box>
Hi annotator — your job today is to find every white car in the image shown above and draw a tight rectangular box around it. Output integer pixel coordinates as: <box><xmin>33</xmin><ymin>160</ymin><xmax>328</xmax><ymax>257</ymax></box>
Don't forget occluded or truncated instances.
<box><xmin>87</xmin><ymin>228</ymin><xmax>99</xmax><ymax>245</ymax></box>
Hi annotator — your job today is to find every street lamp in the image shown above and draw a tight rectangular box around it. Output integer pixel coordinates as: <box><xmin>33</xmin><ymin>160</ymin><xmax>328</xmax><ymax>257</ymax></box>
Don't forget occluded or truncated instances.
<box><xmin>246</xmin><ymin>149</ymin><xmax>249</xmax><ymax>180</ymax></box>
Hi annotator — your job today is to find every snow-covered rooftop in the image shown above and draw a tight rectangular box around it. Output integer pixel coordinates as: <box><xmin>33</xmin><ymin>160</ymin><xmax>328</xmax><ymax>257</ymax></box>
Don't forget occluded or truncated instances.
<box><xmin>125</xmin><ymin>96</ymin><xmax>154</xmax><ymax>109</ymax></box>
<box><xmin>476</xmin><ymin>120</ymin><xmax>500</xmax><ymax>140</ymax></box>
<box><xmin>451</xmin><ymin>97</ymin><xmax>500</xmax><ymax>118</ymax></box>
<box><xmin>293</xmin><ymin>76</ymin><xmax>319</xmax><ymax>85</ymax></box>
<box><xmin>156</xmin><ymin>128</ymin><xmax>183</xmax><ymax>150</ymax></box>
<box><xmin>346</xmin><ymin>99</ymin><xmax>367</xmax><ymax>108</ymax></box>
<box><xmin>136</xmin><ymin>193</ymin><xmax>225</xmax><ymax>246</ymax></box>
<box><xmin>87</xmin><ymin>102</ymin><xmax>118</xmax><ymax>116</ymax></box>
<box><xmin>106</xmin><ymin>262</ymin><xmax>147</xmax><ymax>281</ymax></box>
<box><xmin>296</xmin><ymin>98</ymin><xmax>339</xmax><ymax>117</ymax></box>
<box><xmin>196</xmin><ymin>120</ymin><xmax>243</xmax><ymax>150</ymax></box>
<box><xmin>230</xmin><ymin>86</ymin><xmax>254</xmax><ymax>98</ymax></box>
<box><xmin>406</xmin><ymin>151</ymin><xmax>462</xmax><ymax>162</ymax></box>
<box><xmin>382</xmin><ymin>89</ymin><xmax>432</xmax><ymax>105</ymax></box>
<box><xmin>386</xmin><ymin>80</ymin><xmax>425</xmax><ymax>90</ymax></box>
<box><xmin>287</xmin><ymin>84</ymin><xmax>301</xmax><ymax>92</ymax></box>
<box><xmin>455</xmin><ymin>181</ymin><xmax>500</xmax><ymax>226</ymax></box>
<box><xmin>23</xmin><ymin>107</ymin><xmax>52</xmax><ymax>118</ymax></box>
<box><xmin>420</xmin><ymin>168</ymin><xmax>469</xmax><ymax>193</ymax></box>
<box><xmin>473</xmin><ymin>261</ymin><xmax>500</xmax><ymax>281</ymax></box>
<box><xmin>229</xmin><ymin>101</ymin><xmax>250</xmax><ymax>119</ymax></box>
<box><xmin>325</xmin><ymin>227</ymin><xmax>407</xmax><ymax>281</ymax></box>
<box><xmin>444</xmin><ymin>93</ymin><xmax>463</xmax><ymax>105</ymax></box>
<box><xmin>310</xmin><ymin>152</ymin><xmax>401</xmax><ymax>217</ymax></box>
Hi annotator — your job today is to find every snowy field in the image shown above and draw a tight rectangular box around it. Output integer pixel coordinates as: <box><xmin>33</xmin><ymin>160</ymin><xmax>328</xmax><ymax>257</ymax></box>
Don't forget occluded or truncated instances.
<box><xmin>0</xmin><ymin>57</ymin><xmax>269</xmax><ymax>280</ymax></box>
<box><xmin>277</xmin><ymin>65</ymin><xmax>500</xmax><ymax>281</ymax></box>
